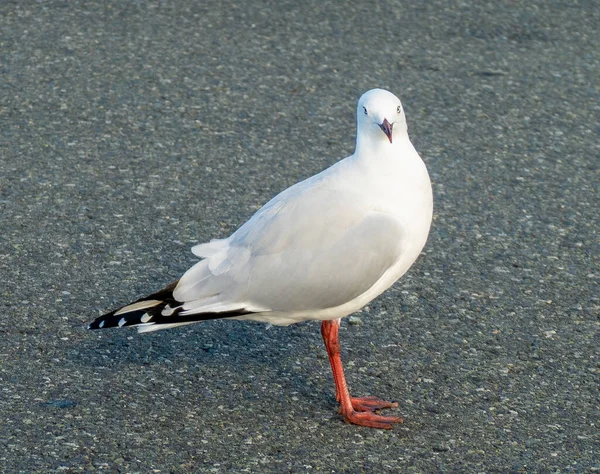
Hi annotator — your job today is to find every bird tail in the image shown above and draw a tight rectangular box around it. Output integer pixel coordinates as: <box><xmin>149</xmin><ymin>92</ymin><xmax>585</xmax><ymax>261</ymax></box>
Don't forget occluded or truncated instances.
<box><xmin>87</xmin><ymin>280</ymin><xmax>254</xmax><ymax>333</ymax></box>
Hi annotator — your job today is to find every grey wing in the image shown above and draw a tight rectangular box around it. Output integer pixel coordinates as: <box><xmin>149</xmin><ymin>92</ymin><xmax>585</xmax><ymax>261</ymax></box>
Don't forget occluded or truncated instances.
<box><xmin>242</xmin><ymin>210</ymin><xmax>406</xmax><ymax>311</ymax></box>
<box><xmin>174</xmin><ymin>180</ymin><xmax>406</xmax><ymax>314</ymax></box>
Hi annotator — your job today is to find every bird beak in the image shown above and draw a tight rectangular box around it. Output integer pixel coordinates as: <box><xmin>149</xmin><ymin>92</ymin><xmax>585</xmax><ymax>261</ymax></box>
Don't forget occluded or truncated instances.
<box><xmin>379</xmin><ymin>118</ymin><xmax>393</xmax><ymax>144</ymax></box>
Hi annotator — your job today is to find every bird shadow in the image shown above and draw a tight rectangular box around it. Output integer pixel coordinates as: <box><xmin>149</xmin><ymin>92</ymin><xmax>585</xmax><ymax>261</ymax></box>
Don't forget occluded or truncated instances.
<box><xmin>70</xmin><ymin>318</ymin><xmax>332</xmax><ymax>408</ymax></box>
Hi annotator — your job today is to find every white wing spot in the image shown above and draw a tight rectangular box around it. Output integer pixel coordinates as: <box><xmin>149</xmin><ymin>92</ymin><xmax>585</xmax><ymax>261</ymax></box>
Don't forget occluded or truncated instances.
<box><xmin>161</xmin><ymin>305</ymin><xmax>176</xmax><ymax>316</ymax></box>
<box><xmin>118</xmin><ymin>317</ymin><xmax>127</xmax><ymax>327</ymax></box>
<box><xmin>99</xmin><ymin>320</ymin><xmax>105</xmax><ymax>328</ymax></box>
<box><xmin>141</xmin><ymin>313</ymin><xmax>152</xmax><ymax>323</ymax></box>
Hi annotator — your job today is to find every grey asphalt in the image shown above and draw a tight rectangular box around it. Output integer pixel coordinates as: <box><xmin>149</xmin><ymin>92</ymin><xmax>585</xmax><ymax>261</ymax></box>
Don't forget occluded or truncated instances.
<box><xmin>1</xmin><ymin>0</ymin><xmax>598</xmax><ymax>472</ymax></box>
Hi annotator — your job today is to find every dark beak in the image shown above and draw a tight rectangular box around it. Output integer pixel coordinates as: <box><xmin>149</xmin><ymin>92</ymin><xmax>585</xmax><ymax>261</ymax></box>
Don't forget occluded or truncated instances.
<box><xmin>379</xmin><ymin>118</ymin><xmax>393</xmax><ymax>144</ymax></box>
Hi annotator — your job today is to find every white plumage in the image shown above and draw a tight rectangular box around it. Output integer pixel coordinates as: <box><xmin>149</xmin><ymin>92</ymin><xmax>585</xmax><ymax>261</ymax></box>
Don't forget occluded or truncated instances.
<box><xmin>90</xmin><ymin>88</ymin><xmax>432</xmax><ymax>331</ymax></box>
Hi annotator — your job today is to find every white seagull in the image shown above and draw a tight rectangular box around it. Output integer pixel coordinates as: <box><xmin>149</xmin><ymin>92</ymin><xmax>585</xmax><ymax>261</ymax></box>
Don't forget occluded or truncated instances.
<box><xmin>89</xmin><ymin>88</ymin><xmax>433</xmax><ymax>429</ymax></box>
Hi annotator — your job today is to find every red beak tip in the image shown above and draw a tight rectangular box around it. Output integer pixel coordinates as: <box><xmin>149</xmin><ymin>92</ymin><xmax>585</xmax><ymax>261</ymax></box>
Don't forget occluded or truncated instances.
<box><xmin>380</xmin><ymin>119</ymin><xmax>393</xmax><ymax>144</ymax></box>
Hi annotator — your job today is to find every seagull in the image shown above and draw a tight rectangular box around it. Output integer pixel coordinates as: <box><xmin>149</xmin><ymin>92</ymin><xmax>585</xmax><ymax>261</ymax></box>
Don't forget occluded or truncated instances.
<box><xmin>88</xmin><ymin>88</ymin><xmax>433</xmax><ymax>429</ymax></box>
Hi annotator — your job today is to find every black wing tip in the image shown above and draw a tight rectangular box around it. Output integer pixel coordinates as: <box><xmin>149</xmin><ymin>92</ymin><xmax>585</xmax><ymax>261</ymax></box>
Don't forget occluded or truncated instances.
<box><xmin>87</xmin><ymin>319</ymin><xmax>114</xmax><ymax>330</ymax></box>
<box><xmin>87</xmin><ymin>280</ymin><xmax>181</xmax><ymax>331</ymax></box>
<box><xmin>88</xmin><ymin>307</ymin><xmax>258</xmax><ymax>331</ymax></box>
<box><xmin>87</xmin><ymin>308</ymin><xmax>158</xmax><ymax>330</ymax></box>
<box><xmin>87</xmin><ymin>317</ymin><xmax>105</xmax><ymax>330</ymax></box>
<box><xmin>87</xmin><ymin>280</ymin><xmax>259</xmax><ymax>331</ymax></box>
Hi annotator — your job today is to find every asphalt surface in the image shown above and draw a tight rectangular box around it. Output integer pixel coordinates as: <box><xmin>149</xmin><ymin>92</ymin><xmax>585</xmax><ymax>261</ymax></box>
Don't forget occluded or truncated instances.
<box><xmin>1</xmin><ymin>1</ymin><xmax>598</xmax><ymax>472</ymax></box>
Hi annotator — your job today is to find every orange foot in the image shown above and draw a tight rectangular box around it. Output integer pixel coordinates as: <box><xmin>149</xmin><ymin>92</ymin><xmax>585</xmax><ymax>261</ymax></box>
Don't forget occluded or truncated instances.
<box><xmin>342</xmin><ymin>408</ymin><xmax>404</xmax><ymax>429</ymax></box>
<box><xmin>340</xmin><ymin>396</ymin><xmax>403</xmax><ymax>429</ymax></box>
<box><xmin>350</xmin><ymin>395</ymin><xmax>399</xmax><ymax>413</ymax></box>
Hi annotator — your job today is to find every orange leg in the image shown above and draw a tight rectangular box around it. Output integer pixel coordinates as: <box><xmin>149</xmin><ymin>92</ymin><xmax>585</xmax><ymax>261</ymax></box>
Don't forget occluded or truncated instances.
<box><xmin>321</xmin><ymin>319</ymin><xmax>404</xmax><ymax>429</ymax></box>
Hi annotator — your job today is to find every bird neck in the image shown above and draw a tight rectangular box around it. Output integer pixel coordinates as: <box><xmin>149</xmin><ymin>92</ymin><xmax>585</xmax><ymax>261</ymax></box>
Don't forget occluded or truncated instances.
<box><xmin>354</xmin><ymin>131</ymin><xmax>411</xmax><ymax>160</ymax></box>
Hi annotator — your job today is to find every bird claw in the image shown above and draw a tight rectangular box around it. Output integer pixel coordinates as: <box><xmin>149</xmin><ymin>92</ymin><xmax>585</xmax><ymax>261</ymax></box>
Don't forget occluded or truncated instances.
<box><xmin>338</xmin><ymin>395</ymin><xmax>403</xmax><ymax>429</ymax></box>
<box><xmin>349</xmin><ymin>395</ymin><xmax>399</xmax><ymax>413</ymax></box>
<box><xmin>342</xmin><ymin>409</ymin><xmax>404</xmax><ymax>429</ymax></box>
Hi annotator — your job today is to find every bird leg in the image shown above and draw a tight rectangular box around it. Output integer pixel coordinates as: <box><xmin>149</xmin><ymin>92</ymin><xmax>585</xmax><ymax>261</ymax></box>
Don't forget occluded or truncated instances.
<box><xmin>320</xmin><ymin>319</ymin><xmax>404</xmax><ymax>429</ymax></box>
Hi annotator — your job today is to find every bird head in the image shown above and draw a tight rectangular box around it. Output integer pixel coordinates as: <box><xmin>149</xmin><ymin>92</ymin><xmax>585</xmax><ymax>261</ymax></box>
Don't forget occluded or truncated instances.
<box><xmin>356</xmin><ymin>89</ymin><xmax>406</xmax><ymax>145</ymax></box>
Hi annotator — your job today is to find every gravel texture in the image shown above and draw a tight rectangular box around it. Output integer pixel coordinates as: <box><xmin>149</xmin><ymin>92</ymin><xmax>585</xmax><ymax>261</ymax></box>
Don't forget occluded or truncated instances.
<box><xmin>1</xmin><ymin>0</ymin><xmax>598</xmax><ymax>472</ymax></box>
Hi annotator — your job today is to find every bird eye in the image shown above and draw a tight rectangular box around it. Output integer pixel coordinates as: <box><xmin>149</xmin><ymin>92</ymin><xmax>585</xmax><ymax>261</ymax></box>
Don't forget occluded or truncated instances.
<box><xmin>363</xmin><ymin>106</ymin><xmax>368</xmax><ymax>115</ymax></box>
<box><xmin>397</xmin><ymin>105</ymin><xmax>402</xmax><ymax>114</ymax></box>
